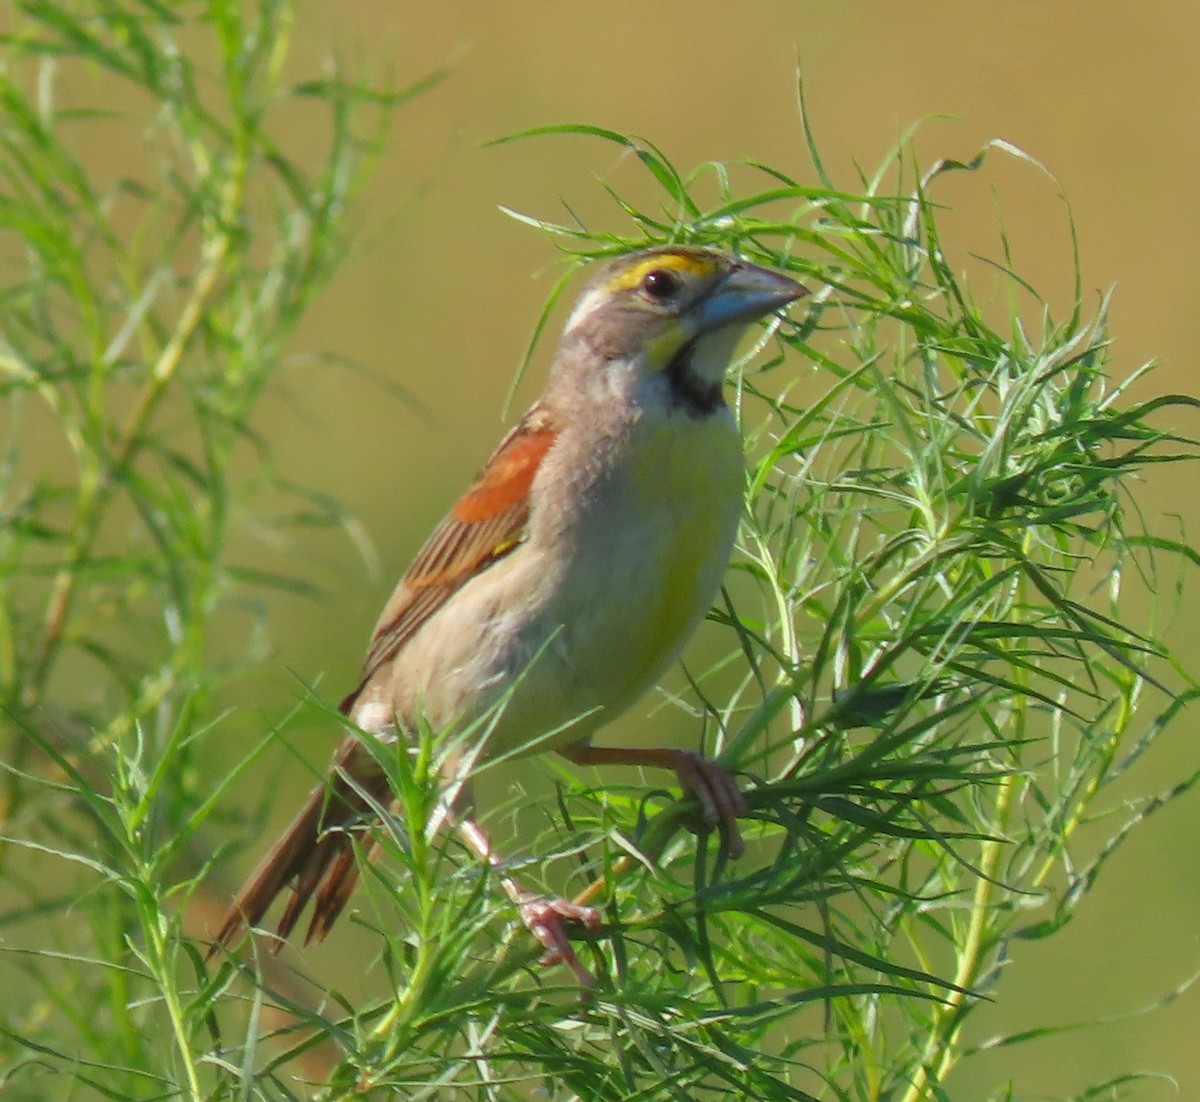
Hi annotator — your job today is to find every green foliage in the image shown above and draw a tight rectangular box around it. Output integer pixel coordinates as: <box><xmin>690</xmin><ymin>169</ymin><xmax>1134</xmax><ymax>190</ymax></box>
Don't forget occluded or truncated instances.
<box><xmin>0</xmin><ymin>8</ymin><xmax>1196</xmax><ymax>1102</ymax></box>
<box><xmin>0</xmin><ymin>0</ymin><xmax>400</xmax><ymax>1096</ymax></box>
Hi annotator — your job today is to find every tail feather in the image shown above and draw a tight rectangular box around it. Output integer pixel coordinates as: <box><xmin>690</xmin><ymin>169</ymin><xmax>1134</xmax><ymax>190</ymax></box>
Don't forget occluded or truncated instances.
<box><xmin>307</xmin><ymin>837</ymin><xmax>379</xmax><ymax>942</ymax></box>
<box><xmin>209</xmin><ymin>742</ymin><xmax>392</xmax><ymax>956</ymax></box>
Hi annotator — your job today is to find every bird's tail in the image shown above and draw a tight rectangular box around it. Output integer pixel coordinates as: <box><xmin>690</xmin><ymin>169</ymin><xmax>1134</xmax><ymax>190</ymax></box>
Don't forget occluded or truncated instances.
<box><xmin>208</xmin><ymin>743</ymin><xmax>392</xmax><ymax>955</ymax></box>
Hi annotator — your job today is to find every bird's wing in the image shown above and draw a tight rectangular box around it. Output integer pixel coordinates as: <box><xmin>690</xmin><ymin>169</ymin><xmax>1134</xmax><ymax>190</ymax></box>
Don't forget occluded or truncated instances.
<box><xmin>209</xmin><ymin>406</ymin><xmax>562</xmax><ymax>954</ymax></box>
<box><xmin>339</xmin><ymin>404</ymin><xmax>560</xmax><ymax>715</ymax></box>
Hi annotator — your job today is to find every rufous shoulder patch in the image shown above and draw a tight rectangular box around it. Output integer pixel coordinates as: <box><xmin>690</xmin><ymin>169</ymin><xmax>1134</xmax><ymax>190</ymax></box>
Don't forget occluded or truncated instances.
<box><xmin>451</xmin><ymin>427</ymin><xmax>557</xmax><ymax>523</ymax></box>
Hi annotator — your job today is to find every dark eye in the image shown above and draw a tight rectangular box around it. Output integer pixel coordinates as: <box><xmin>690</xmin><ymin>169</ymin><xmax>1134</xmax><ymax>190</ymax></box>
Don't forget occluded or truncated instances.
<box><xmin>640</xmin><ymin>268</ymin><xmax>680</xmax><ymax>302</ymax></box>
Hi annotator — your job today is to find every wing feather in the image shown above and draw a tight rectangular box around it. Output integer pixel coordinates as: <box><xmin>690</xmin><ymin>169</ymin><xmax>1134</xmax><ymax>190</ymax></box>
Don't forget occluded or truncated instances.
<box><xmin>211</xmin><ymin>407</ymin><xmax>562</xmax><ymax>953</ymax></box>
<box><xmin>339</xmin><ymin>406</ymin><xmax>559</xmax><ymax>715</ymax></box>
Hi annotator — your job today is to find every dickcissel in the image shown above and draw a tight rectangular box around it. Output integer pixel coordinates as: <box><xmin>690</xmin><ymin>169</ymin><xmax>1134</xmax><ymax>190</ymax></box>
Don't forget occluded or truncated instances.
<box><xmin>212</xmin><ymin>245</ymin><xmax>805</xmax><ymax>984</ymax></box>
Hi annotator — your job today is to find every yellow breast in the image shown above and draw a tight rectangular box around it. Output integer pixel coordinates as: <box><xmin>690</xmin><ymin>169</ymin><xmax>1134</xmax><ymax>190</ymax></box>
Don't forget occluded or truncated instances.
<box><xmin>578</xmin><ymin>409</ymin><xmax>743</xmax><ymax>713</ymax></box>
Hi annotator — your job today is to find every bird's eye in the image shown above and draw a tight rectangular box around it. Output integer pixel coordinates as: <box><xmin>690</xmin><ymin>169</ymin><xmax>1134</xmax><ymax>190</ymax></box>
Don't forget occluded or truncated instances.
<box><xmin>640</xmin><ymin>268</ymin><xmax>680</xmax><ymax>302</ymax></box>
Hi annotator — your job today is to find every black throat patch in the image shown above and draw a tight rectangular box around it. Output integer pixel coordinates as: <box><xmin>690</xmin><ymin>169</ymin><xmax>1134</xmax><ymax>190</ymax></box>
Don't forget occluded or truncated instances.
<box><xmin>665</xmin><ymin>341</ymin><xmax>725</xmax><ymax>417</ymax></box>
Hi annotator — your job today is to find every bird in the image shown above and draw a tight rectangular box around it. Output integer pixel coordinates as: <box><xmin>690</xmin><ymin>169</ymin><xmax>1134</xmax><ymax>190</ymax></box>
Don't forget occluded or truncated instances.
<box><xmin>210</xmin><ymin>244</ymin><xmax>806</xmax><ymax>984</ymax></box>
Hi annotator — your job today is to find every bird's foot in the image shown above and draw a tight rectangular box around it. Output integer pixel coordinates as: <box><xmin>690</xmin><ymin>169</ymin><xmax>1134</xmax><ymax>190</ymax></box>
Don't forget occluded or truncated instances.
<box><xmin>670</xmin><ymin>749</ymin><xmax>747</xmax><ymax>858</ymax></box>
<box><xmin>514</xmin><ymin>892</ymin><xmax>602</xmax><ymax>988</ymax></box>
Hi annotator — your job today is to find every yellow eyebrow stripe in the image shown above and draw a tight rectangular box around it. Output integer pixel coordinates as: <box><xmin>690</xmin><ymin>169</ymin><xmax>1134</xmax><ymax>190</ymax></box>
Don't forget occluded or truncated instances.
<box><xmin>601</xmin><ymin>252</ymin><xmax>719</xmax><ymax>293</ymax></box>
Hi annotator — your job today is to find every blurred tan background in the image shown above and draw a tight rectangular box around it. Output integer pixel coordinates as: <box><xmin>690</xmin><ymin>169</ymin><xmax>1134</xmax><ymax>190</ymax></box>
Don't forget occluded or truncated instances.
<box><xmin>227</xmin><ymin>2</ymin><xmax>1199</xmax><ymax>1096</ymax></box>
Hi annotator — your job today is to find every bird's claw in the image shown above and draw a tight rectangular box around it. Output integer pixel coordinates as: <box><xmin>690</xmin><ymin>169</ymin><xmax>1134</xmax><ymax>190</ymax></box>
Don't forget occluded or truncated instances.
<box><xmin>515</xmin><ymin>893</ymin><xmax>602</xmax><ymax>988</ymax></box>
<box><xmin>671</xmin><ymin>749</ymin><xmax>747</xmax><ymax>858</ymax></box>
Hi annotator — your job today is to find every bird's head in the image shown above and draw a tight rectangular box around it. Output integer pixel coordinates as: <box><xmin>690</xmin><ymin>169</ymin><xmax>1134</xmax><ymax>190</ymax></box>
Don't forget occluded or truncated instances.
<box><xmin>557</xmin><ymin>245</ymin><xmax>806</xmax><ymax>414</ymax></box>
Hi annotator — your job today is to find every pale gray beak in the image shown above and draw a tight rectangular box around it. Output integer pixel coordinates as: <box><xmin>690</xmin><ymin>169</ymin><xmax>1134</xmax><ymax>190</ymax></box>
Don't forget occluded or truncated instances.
<box><xmin>694</xmin><ymin>260</ymin><xmax>806</xmax><ymax>334</ymax></box>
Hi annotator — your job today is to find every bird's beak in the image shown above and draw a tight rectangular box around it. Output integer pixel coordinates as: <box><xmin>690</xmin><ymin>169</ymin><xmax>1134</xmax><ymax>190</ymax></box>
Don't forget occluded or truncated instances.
<box><xmin>693</xmin><ymin>260</ymin><xmax>807</xmax><ymax>335</ymax></box>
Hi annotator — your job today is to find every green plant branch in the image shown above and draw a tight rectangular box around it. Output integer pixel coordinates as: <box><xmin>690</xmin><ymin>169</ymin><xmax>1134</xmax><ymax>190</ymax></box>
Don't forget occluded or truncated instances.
<box><xmin>900</xmin><ymin>769</ymin><xmax>1018</xmax><ymax>1102</ymax></box>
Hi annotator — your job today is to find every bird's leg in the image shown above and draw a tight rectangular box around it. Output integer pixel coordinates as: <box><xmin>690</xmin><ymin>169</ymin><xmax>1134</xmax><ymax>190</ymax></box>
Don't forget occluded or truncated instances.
<box><xmin>560</xmin><ymin>743</ymin><xmax>746</xmax><ymax>858</ymax></box>
<box><xmin>455</xmin><ymin>817</ymin><xmax>600</xmax><ymax>987</ymax></box>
